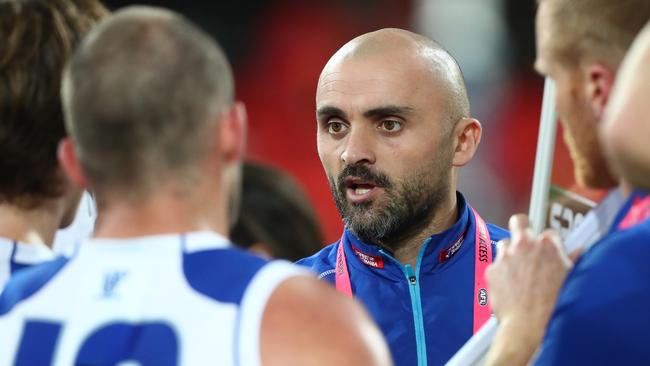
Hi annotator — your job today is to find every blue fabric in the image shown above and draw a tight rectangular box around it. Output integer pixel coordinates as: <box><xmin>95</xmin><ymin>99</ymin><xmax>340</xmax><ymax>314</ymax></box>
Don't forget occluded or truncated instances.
<box><xmin>182</xmin><ymin>246</ymin><xmax>269</xmax><ymax>366</ymax></box>
<box><xmin>297</xmin><ymin>192</ymin><xmax>509</xmax><ymax>366</ymax></box>
<box><xmin>8</xmin><ymin>241</ymin><xmax>32</xmax><ymax>275</ymax></box>
<box><xmin>76</xmin><ymin>322</ymin><xmax>178</xmax><ymax>365</ymax></box>
<box><xmin>0</xmin><ymin>256</ymin><xmax>69</xmax><ymax>315</ymax></box>
<box><xmin>535</xmin><ymin>217</ymin><xmax>650</xmax><ymax>365</ymax></box>
<box><xmin>1</xmin><ymin>238</ymin><xmax>274</xmax><ymax>365</ymax></box>
<box><xmin>608</xmin><ymin>189</ymin><xmax>648</xmax><ymax>233</ymax></box>
<box><xmin>183</xmin><ymin>247</ymin><xmax>268</xmax><ymax>305</ymax></box>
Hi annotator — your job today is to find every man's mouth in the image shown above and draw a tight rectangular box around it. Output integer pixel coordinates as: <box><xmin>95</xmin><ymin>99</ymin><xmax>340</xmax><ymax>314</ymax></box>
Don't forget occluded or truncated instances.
<box><xmin>344</xmin><ymin>177</ymin><xmax>382</xmax><ymax>203</ymax></box>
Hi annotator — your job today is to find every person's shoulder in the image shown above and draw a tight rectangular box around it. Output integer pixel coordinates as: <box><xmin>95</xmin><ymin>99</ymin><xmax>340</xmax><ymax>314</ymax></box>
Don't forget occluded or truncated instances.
<box><xmin>183</xmin><ymin>245</ymin><xmax>277</xmax><ymax>305</ymax></box>
<box><xmin>549</xmin><ymin>219</ymin><xmax>650</xmax><ymax>327</ymax></box>
<box><xmin>0</xmin><ymin>256</ymin><xmax>69</xmax><ymax>315</ymax></box>
<box><xmin>260</xmin><ymin>274</ymin><xmax>392</xmax><ymax>366</ymax></box>
<box><xmin>487</xmin><ymin>223</ymin><xmax>510</xmax><ymax>243</ymax></box>
<box><xmin>579</xmin><ymin>218</ymin><xmax>650</xmax><ymax>270</ymax></box>
<box><xmin>535</xmin><ymin>219</ymin><xmax>650</xmax><ymax>365</ymax></box>
<box><xmin>295</xmin><ymin>241</ymin><xmax>338</xmax><ymax>275</ymax></box>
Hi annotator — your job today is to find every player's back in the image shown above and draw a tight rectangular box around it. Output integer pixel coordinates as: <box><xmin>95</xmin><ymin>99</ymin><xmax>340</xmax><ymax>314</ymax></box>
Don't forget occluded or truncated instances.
<box><xmin>0</xmin><ymin>231</ymin><xmax>301</xmax><ymax>365</ymax></box>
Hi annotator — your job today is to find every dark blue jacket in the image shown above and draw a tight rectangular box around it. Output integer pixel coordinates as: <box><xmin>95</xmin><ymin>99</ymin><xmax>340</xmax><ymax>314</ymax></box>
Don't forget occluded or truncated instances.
<box><xmin>535</xmin><ymin>191</ymin><xmax>650</xmax><ymax>365</ymax></box>
<box><xmin>297</xmin><ymin>193</ymin><xmax>509</xmax><ymax>366</ymax></box>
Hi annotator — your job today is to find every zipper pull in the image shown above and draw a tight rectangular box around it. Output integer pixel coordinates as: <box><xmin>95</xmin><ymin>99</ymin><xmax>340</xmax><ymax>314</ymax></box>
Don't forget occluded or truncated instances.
<box><xmin>409</xmin><ymin>276</ymin><xmax>417</xmax><ymax>285</ymax></box>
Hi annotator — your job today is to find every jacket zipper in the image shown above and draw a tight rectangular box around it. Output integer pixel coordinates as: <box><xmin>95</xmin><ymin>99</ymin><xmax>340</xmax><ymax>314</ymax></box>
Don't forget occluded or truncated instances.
<box><xmin>381</xmin><ymin>238</ymin><xmax>430</xmax><ymax>366</ymax></box>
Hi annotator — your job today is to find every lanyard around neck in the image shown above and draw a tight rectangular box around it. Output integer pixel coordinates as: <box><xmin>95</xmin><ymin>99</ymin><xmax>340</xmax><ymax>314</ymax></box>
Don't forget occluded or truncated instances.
<box><xmin>335</xmin><ymin>207</ymin><xmax>493</xmax><ymax>335</ymax></box>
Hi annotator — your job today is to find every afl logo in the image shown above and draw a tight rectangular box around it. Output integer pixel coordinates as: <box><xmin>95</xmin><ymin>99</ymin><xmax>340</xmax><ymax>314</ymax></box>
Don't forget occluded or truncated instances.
<box><xmin>478</xmin><ymin>288</ymin><xmax>488</xmax><ymax>307</ymax></box>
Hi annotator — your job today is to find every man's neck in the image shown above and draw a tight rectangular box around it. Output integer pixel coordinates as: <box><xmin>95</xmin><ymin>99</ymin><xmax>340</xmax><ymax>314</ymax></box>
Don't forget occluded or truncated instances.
<box><xmin>0</xmin><ymin>202</ymin><xmax>64</xmax><ymax>247</ymax></box>
<box><xmin>386</xmin><ymin>193</ymin><xmax>458</xmax><ymax>269</ymax></box>
<box><xmin>93</xmin><ymin>191</ymin><xmax>229</xmax><ymax>240</ymax></box>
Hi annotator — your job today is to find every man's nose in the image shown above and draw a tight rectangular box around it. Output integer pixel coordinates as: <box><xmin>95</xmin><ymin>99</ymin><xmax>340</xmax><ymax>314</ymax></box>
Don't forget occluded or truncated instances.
<box><xmin>340</xmin><ymin>126</ymin><xmax>376</xmax><ymax>166</ymax></box>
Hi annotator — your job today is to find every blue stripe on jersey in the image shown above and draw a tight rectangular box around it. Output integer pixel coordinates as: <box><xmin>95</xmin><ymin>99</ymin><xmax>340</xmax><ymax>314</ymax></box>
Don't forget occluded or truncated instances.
<box><xmin>0</xmin><ymin>257</ymin><xmax>69</xmax><ymax>316</ymax></box>
<box><xmin>182</xmin><ymin>248</ymin><xmax>268</xmax><ymax>305</ymax></box>
<box><xmin>8</xmin><ymin>241</ymin><xmax>31</xmax><ymax>274</ymax></box>
<box><xmin>76</xmin><ymin>322</ymin><xmax>178</xmax><ymax>365</ymax></box>
<box><xmin>15</xmin><ymin>321</ymin><xmax>62</xmax><ymax>364</ymax></box>
<box><xmin>10</xmin><ymin>262</ymin><xmax>31</xmax><ymax>275</ymax></box>
<box><xmin>182</xmin><ymin>245</ymin><xmax>271</xmax><ymax>366</ymax></box>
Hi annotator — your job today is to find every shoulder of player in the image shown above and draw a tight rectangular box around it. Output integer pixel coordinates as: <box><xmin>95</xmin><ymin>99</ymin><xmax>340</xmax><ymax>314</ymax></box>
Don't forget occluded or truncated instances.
<box><xmin>569</xmin><ymin>219</ymin><xmax>650</xmax><ymax>289</ymax></box>
<box><xmin>260</xmin><ymin>275</ymin><xmax>391</xmax><ymax>366</ymax></box>
<box><xmin>295</xmin><ymin>241</ymin><xmax>338</xmax><ymax>276</ymax></box>
<box><xmin>182</xmin><ymin>247</ymin><xmax>273</xmax><ymax>304</ymax></box>
<box><xmin>537</xmin><ymin>222</ymin><xmax>650</xmax><ymax>365</ymax></box>
<box><xmin>547</xmin><ymin>220</ymin><xmax>650</xmax><ymax>325</ymax></box>
<box><xmin>486</xmin><ymin>223</ymin><xmax>510</xmax><ymax>243</ymax></box>
<box><xmin>0</xmin><ymin>256</ymin><xmax>69</xmax><ymax>316</ymax></box>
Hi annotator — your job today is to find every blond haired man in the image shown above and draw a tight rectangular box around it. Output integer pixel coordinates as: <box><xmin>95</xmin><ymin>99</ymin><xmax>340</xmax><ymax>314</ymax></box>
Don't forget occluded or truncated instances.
<box><xmin>484</xmin><ymin>0</ymin><xmax>650</xmax><ymax>365</ymax></box>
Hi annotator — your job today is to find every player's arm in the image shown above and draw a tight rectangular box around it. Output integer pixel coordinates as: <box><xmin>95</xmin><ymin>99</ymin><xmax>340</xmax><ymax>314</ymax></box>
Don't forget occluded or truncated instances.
<box><xmin>260</xmin><ymin>275</ymin><xmax>392</xmax><ymax>366</ymax></box>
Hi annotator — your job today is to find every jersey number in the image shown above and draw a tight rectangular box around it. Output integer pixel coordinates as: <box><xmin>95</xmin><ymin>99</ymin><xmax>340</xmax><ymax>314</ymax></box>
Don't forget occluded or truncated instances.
<box><xmin>15</xmin><ymin>320</ymin><xmax>178</xmax><ymax>365</ymax></box>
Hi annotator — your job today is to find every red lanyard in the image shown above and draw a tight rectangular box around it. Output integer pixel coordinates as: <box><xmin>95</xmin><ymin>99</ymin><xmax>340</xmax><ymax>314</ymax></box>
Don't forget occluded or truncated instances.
<box><xmin>335</xmin><ymin>207</ymin><xmax>492</xmax><ymax>334</ymax></box>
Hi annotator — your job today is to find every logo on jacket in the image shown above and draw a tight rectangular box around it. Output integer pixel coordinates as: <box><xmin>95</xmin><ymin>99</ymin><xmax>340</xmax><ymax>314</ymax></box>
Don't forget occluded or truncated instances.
<box><xmin>352</xmin><ymin>245</ymin><xmax>384</xmax><ymax>269</ymax></box>
<box><xmin>439</xmin><ymin>235</ymin><xmax>464</xmax><ymax>263</ymax></box>
<box><xmin>478</xmin><ymin>288</ymin><xmax>488</xmax><ymax>306</ymax></box>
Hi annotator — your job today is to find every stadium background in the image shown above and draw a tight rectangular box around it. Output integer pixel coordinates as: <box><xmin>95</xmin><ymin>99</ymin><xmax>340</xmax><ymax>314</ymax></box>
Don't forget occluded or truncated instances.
<box><xmin>104</xmin><ymin>0</ymin><xmax>578</xmax><ymax>244</ymax></box>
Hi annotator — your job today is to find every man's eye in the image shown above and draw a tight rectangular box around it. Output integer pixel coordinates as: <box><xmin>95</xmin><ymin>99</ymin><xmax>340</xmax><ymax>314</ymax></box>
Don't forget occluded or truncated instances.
<box><xmin>327</xmin><ymin>121</ymin><xmax>348</xmax><ymax>134</ymax></box>
<box><xmin>380</xmin><ymin>120</ymin><xmax>402</xmax><ymax>132</ymax></box>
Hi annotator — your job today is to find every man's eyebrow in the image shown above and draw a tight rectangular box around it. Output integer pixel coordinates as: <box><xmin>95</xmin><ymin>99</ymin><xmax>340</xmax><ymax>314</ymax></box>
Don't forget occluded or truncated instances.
<box><xmin>316</xmin><ymin>105</ymin><xmax>347</xmax><ymax>120</ymax></box>
<box><xmin>363</xmin><ymin>105</ymin><xmax>414</xmax><ymax>119</ymax></box>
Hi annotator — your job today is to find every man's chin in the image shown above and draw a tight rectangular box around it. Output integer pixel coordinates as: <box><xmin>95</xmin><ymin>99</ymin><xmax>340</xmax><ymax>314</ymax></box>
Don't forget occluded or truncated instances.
<box><xmin>574</xmin><ymin>162</ymin><xmax>618</xmax><ymax>190</ymax></box>
<box><xmin>344</xmin><ymin>209</ymin><xmax>377</xmax><ymax>225</ymax></box>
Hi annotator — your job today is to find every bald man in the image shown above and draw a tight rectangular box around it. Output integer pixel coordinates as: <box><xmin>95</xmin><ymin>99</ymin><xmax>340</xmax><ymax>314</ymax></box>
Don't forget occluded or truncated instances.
<box><xmin>298</xmin><ymin>28</ymin><xmax>509</xmax><ymax>366</ymax></box>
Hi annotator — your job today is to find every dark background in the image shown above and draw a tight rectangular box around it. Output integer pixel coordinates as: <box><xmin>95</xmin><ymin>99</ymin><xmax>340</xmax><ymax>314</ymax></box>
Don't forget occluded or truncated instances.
<box><xmin>103</xmin><ymin>0</ymin><xmax>570</xmax><ymax>245</ymax></box>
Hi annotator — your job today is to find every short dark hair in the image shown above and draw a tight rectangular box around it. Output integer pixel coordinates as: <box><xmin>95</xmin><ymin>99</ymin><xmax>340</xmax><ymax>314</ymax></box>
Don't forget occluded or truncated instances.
<box><xmin>0</xmin><ymin>0</ymin><xmax>107</xmax><ymax>208</ymax></box>
<box><xmin>231</xmin><ymin>162</ymin><xmax>324</xmax><ymax>261</ymax></box>
<box><xmin>62</xmin><ymin>6</ymin><xmax>234</xmax><ymax>204</ymax></box>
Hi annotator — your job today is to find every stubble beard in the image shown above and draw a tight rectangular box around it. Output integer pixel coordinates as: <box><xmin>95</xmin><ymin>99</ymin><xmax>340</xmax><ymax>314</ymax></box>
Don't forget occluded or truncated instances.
<box><xmin>329</xmin><ymin>162</ymin><xmax>451</xmax><ymax>250</ymax></box>
<box><xmin>562</xmin><ymin>117</ymin><xmax>618</xmax><ymax>189</ymax></box>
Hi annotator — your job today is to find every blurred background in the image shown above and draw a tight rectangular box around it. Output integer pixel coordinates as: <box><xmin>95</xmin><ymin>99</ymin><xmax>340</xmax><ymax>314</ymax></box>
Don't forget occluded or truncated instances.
<box><xmin>104</xmin><ymin>0</ymin><xmax>571</xmax><ymax>245</ymax></box>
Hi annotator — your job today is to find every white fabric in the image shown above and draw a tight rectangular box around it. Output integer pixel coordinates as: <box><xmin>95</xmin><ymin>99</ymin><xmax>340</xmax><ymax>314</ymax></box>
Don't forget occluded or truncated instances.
<box><xmin>0</xmin><ymin>237</ymin><xmax>54</xmax><ymax>293</ymax></box>
<box><xmin>0</xmin><ymin>231</ymin><xmax>306</xmax><ymax>365</ymax></box>
<box><xmin>52</xmin><ymin>191</ymin><xmax>96</xmax><ymax>256</ymax></box>
<box><xmin>238</xmin><ymin>261</ymin><xmax>309</xmax><ymax>366</ymax></box>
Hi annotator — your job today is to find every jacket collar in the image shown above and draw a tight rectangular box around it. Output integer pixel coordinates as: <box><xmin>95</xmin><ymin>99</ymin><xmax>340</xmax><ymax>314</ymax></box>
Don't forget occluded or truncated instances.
<box><xmin>342</xmin><ymin>192</ymin><xmax>475</xmax><ymax>279</ymax></box>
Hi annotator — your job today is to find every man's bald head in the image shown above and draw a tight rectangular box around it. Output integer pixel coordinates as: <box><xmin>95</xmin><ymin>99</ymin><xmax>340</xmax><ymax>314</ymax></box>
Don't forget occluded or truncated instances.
<box><xmin>62</xmin><ymin>6</ymin><xmax>234</xmax><ymax>204</ymax></box>
<box><xmin>319</xmin><ymin>28</ymin><xmax>470</xmax><ymax>127</ymax></box>
<box><xmin>315</xmin><ymin>28</ymin><xmax>481</xmax><ymax>248</ymax></box>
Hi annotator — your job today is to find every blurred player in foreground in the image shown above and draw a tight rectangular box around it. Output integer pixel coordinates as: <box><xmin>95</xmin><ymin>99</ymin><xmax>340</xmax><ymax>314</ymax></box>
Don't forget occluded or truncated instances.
<box><xmin>602</xmin><ymin>22</ymin><xmax>650</xmax><ymax>193</ymax></box>
<box><xmin>0</xmin><ymin>6</ymin><xmax>391</xmax><ymax>366</ymax></box>
<box><xmin>0</xmin><ymin>0</ymin><xmax>107</xmax><ymax>291</ymax></box>
<box><xmin>484</xmin><ymin>0</ymin><xmax>650</xmax><ymax>364</ymax></box>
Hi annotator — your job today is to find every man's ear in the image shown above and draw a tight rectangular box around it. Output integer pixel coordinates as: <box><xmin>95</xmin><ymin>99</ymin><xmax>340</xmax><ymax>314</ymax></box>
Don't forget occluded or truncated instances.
<box><xmin>452</xmin><ymin>118</ymin><xmax>482</xmax><ymax>167</ymax></box>
<box><xmin>218</xmin><ymin>101</ymin><xmax>248</xmax><ymax>163</ymax></box>
<box><xmin>58</xmin><ymin>137</ymin><xmax>90</xmax><ymax>189</ymax></box>
<box><xmin>584</xmin><ymin>63</ymin><xmax>616</xmax><ymax>119</ymax></box>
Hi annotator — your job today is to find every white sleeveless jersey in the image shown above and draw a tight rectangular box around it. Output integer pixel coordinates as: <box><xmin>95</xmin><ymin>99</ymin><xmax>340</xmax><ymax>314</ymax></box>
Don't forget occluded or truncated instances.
<box><xmin>0</xmin><ymin>238</ymin><xmax>55</xmax><ymax>293</ymax></box>
<box><xmin>0</xmin><ymin>231</ymin><xmax>306</xmax><ymax>365</ymax></box>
